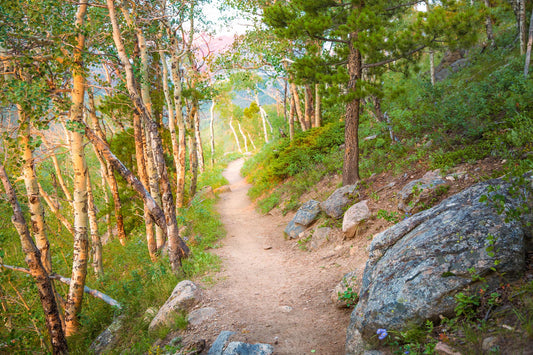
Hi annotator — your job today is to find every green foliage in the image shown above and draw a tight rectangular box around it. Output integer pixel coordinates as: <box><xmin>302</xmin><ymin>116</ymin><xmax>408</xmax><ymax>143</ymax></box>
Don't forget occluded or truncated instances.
<box><xmin>376</xmin><ymin>209</ymin><xmax>400</xmax><ymax>224</ymax></box>
<box><xmin>338</xmin><ymin>287</ymin><xmax>359</xmax><ymax>308</ymax></box>
<box><xmin>454</xmin><ymin>292</ymin><xmax>481</xmax><ymax>318</ymax></box>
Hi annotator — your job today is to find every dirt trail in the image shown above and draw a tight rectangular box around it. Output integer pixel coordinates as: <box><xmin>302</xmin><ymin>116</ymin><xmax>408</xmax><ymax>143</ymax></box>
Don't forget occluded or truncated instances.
<box><xmin>186</xmin><ymin>158</ymin><xmax>361</xmax><ymax>354</ymax></box>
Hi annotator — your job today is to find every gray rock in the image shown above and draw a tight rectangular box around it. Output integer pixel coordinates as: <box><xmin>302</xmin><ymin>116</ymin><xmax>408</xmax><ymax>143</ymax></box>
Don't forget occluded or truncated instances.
<box><xmin>398</xmin><ymin>170</ymin><xmax>447</xmax><ymax>213</ymax></box>
<box><xmin>223</xmin><ymin>342</ymin><xmax>274</xmax><ymax>355</ymax></box>
<box><xmin>198</xmin><ymin>186</ymin><xmax>215</xmax><ymax>199</ymax></box>
<box><xmin>349</xmin><ymin>176</ymin><xmax>532</xmax><ymax>341</ymax></box>
<box><xmin>143</xmin><ymin>306</ymin><xmax>158</xmax><ymax>324</ymax></box>
<box><xmin>321</xmin><ymin>184</ymin><xmax>359</xmax><ymax>219</ymax></box>
<box><xmin>208</xmin><ymin>331</ymin><xmax>235</xmax><ymax>355</ymax></box>
<box><xmin>345</xmin><ymin>327</ymin><xmax>367</xmax><ymax>355</ymax></box>
<box><xmin>293</xmin><ymin>200</ymin><xmax>321</xmax><ymax>226</ymax></box>
<box><xmin>342</xmin><ymin>200</ymin><xmax>371</xmax><ymax>238</ymax></box>
<box><xmin>149</xmin><ymin>280</ymin><xmax>202</xmax><ymax>331</ymax></box>
<box><xmin>284</xmin><ymin>200</ymin><xmax>321</xmax><ymax>239</ymax></box>
<box><xmin>89</xmin><ymin>315</ymin><xmax>125</xmax><ymax>354</ymax></box>
<box><xmin>187</xmin><ymin>307</ymin><xmax>216</xmax><ymax>326</ymax></box>
<box><xmin>309</xmin><ymin>227</ymin><xmax>333</xmax><ymax>250</ymax></box>
<box><xmin>434</xmin><ymin>342</ymin><xmax>462</xmax><ymax>355</ymax></box>
<box><xmin>332</xmin><ymin>271</ymin><xmax>360</xmax><ymax>308</ymax></box>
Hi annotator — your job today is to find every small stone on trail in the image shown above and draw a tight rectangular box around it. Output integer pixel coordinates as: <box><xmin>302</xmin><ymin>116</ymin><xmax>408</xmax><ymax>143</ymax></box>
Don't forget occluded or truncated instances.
<box><xmin>279</xmin><ymin>305</ymin><xmax>293</xmax><ymax>313</ymax></box>
<box><xmin>263</xmin><ymin>246</ymin><xmax>272</xmax><ymax>250</ymax></box>
<box><xmin>434</xmin><ymin>341</ymin><xmax>462</xmax><ymax>355</ymax></box>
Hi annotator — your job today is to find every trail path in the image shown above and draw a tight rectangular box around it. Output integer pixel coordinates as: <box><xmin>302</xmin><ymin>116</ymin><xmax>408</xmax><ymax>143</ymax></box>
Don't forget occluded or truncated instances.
<box><xmin>186</xmin><ymin>158</ymin><xmax>361</xmax><ymax>354</ymax></box>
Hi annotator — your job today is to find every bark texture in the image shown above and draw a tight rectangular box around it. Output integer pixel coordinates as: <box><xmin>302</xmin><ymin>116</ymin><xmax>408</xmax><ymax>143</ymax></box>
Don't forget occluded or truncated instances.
<box><xmin>65</xmin><ymin>0</ymin><xmax>89</xmax><ymax>337</ymax></box>
<box><xmin>343</xmin><ymin>32</ymin><xmax>362</xmax><ymax>185</ymax></box>
<box><xmin>0</xmin><ymin>165</ymin><xmax>68</xmax><ymax>354</ymax></box>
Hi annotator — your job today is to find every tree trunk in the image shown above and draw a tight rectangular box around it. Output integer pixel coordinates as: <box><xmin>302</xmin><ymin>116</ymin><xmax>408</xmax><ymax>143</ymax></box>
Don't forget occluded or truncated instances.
<box><xmin>343</xmin><ymin>32</ymin><xmax>362</xmax><ymax>185</ymax></box>
<box><xmin>19</xmin><ymin>107</ymin><xmax>52</xmax><ymax>273</ymax></box>
<box><xmin>304</xmin><ymin>84</ymin><xmax>314</xmax><ymax>129</ymax></box>
<box><xmin>38</xmin><ymin>182</ymin><xmax>75</xmax><ymax>236</ymax></box>
<box><xmin>188</xmin><ymin>102</ymin><xmax>199</xmax><ymax>198</ymax></box>
<box><xmin>170</xmin><ymin>48</ymin><xmax>187</xmax><ymax>209</ymax></box>
<box><xmin>484</xmin><ymin>0</ymin><xmax>495</xmax><ymax>47</ymax></box>
<box><xmin>47</xmin><ymin>145</ymin><xmax>72</xmax><ymax>203</ymax></box>
<box><xmin>64</xmin><ymin>0</ymin><xmax>89</xmax><ymax>337</ymax></box>
<box><xmin>430</xmin><ymin>50</ymin><xmax>436</xmax><ymax>85</ymax></box>
<box><xmin>209</xmin><ymin>99</ymin><xmax>215</xmax><ymax>166</ymax></box>
<box><xmin>246</xmin><ymin>130</ymin><xmax>257</xmax><ymax>150</ymax></box>
<box><xmin>524</xmin><ymin>8</ymin><xmax>533</xmax><ymax>77</ymax></box>
<box><xmin>314</xmin><ymin>83</ymin><xmax>321</xmax><ymax>128</ymax></box>
<box><xmin>0</xmin><ymin>165</ymin><xmax>68</xmax><ymax>355</ymax></box>
<box><xmin>106</xmin><ymin>0</ymin><xmax>189</xmax><ymax>272</ymax></box>
<box><xmin>520</xmin><ymin>0</ymin><xmax>526</xmax><ymax>54</ymax></box>
<box><xmin>86</xmin><ymin>173</ymin><xmax>103</xmax><ymax>277</ymax></box>
<box><xmin>88</xmin><ymin>90</ymin><xmax>127</xmax><ymax>245</ymax></box>
<box><xmin>229</xmin><ymin>116</ymin><xmax>242</xmax><ymax>153</ymax></box>
<box><xmin>289</xmin><ymin>94</ymin><xmax>295</xmax><ymax>140</ymax></box>
<box><xmin>238</xmin><ymin>121</ymin><xmax>249</xmax><ymax>152</ymax></box>
<box><xmin>133</xmin><ymin>112</ymin><xmax>157</xmax><ymax>260</ymax></box>
<box><xmin>194</xmin><ymin>110</ymin><xmax>205</xmax><ymax>173</ymax></box>
<box><xmin>290</xmin><ymin>82</ymin><xmax>306</xmax><ymax>131</ymax></box>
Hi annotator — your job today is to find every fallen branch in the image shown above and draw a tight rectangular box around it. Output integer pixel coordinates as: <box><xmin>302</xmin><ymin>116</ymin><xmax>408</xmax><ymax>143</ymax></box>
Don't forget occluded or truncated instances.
<box><xmin>0</xmin><ymin>264</ymin><xmax>122</xmax><ymax>309</ymax></box>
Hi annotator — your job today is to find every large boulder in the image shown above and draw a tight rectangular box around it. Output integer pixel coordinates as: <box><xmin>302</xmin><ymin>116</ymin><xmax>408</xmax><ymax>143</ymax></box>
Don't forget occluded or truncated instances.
<box><xmin>348</xmin><ymin>175</ymin><xmax>532</xmax><ymax>344</ymax></box>
<box><xmin>284</xmin><ymin>200</ymin><xmax>321</xmax><ymax>239</ymax></box>
<box><xmin>342</xmin><ymin>200</ymin><xmax>371</xmax><ymax>238</ymax></box>
<box><xmin>320</xmin><ymin>184</ymin><xmax>359</xmax><ymax>219</ymax></box>
<box><xmin>397</xmin><ymin>170</ymin><xmax>447</xmax><ymax>213</ymax></box>
<box><xmin>149</xmin><ymin>280</ymin><xmax>202</xmax><ymax>331</ymax></box>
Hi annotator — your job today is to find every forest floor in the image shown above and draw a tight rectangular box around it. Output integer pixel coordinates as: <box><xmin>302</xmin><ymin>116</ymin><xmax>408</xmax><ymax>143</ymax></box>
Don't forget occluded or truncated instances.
<box><xmin>179</xmin><ymin>158</ymin><xmax>362</xmax><ymax>354</ymax></box>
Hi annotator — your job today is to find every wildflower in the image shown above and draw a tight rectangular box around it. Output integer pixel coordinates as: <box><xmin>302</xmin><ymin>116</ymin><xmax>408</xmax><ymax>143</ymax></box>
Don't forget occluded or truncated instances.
<box><xmin>376</xmin><ymin>328</ymin><xmax>388</xmax><ymax>340</ymax></box>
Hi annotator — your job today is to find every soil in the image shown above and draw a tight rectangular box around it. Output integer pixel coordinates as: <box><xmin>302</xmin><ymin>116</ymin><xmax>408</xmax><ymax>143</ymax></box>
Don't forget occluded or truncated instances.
<box><xmin>179</xmin><ymin>158</ymin><xmax>363</xmax><ymax>354</ymax></box>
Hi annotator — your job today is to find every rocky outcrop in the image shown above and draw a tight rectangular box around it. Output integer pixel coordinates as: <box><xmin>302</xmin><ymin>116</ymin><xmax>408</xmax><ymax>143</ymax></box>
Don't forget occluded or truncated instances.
<box><xmin>208</xmin><ymin>331</ymin><xmax>274</xmax><ymax>355</ymax></box>
<box><xmin>214</xmin><ymin>185</ymin><xmax>231</xmax><ymax>194</ymax></box>
<box><xmin>347</xmin><ymin>175</ymin><xmax>532</xmax><ymax>344</ymax></box>
<box><xmin>320</xmin><ymin>184</ymin><xmax>359</xmax><ymax>219</ymax></box>
<box><xmin>149</xmin><ymin>280</ymin><xmax>202</xmax><ymax>331</ymax></box>
<box><xmin>397</xmin><ymin>170</ymin><xmax>447</xmax><ymax>213</ymax></box>
<box><xmin>342</xmin><ymin>200</ymin><xmax>371</xmax><ymax>238</ymax></box>
<box><xmin>284</xmin><ymin>200</ymin><xmax>321</xmax><ymax>239</ymax></box>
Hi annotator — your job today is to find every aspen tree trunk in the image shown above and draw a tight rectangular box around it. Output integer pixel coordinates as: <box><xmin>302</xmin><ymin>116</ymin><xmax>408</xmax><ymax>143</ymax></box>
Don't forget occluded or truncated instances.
<box><xmin>430</xmin><ymin>50</ymin><xmax>436</xmax><ymax>85</ymax></box>
<box><xmin>209</xmin><ymin>99</ymin><xmax>215</xmax><ymax>166</ymax></box>
<box><xmin>237</xmin><ymin>121</ymin><xmax>248</xmax><ymax>152</ymax></box>
<box><xmin>86</xmin><ymin>173</ymin><xmax>103</xmax><ymax>277</ymax></box>
<box><xmin>290</xmin><ymin>82</ymin><xmax>306</xmax><ymax>131</ymax></box>
<box><xmin>247</xmin><ymin>131</ymin><xmax>257</xmax><ymax>150</ymax></box>
<box><xmin>170</xmin><ymin>49</ymin><xmax>187</xmax><ymax>209</ymax></box>
<box><xmin>19</xmin><ymin>107</ymin><xmax>52</xmax><ymax>273</ymax></box>
<box><xmin>64</xmin><ymin>0</ymin><xmax>89</xmax><ymax>336</ymax></box>
<box><xmin>188</xmin><ymin>103</ymin><xmax>199</xmax><ymax>198</ymax></box>
<box><xmin>100</xmin><ymin>167</ymin><xmax>111</xmax><ymax>243</ymax></box>
<box><xmin>0</xmin><ymin>165</ymin><xmax>68</xmax><ymax>355</ymax></box>
<box><xmin>194</xmin><ymin>111</ymin><xmax>205</xmax><ymax>173</ymax></box>
<box><xmin>88</xmin><ymin>90</ymin><xmax>127</xmax><ymax>245</ymax></box>
<box><xmin>484</xmin><ymin>0</ymin><xmax>495</xmax><ymax>47</ymax></box>
<box><xmin>314</xmin><ymin>83</ymin><xmax>321</xmax><ymax>128</ymax></box>
<box><xmin>524</xmin><ymin>8</ymin><xmax>533</xmax><ymax>77</ymax></box>
<box><xmin>107</xmin><ymin>0</ymin><xmax>189</xmax><ymax>272</ymax></box>
<box><xmin>343</xmin><ymin>31</ymin><xmax>363</xmax><ymax>185</ymax></box>
<box><xmin>47</xmin><ymin>145</ymin><xmax>72</xmax><ymax>203</ymax></box>
<box><xmin>520</xmin><ymin>0</ymin><xmax>526</xmax><ymax>54</ymax></box>
<box><xmin>304</xmin><ymin>84</ymin><xmax>314</xmax><ymax>129</ymax></box>
<box><xmin>229</xmin><ymin>117</ymin><xmax>242</xmax><ymax>153</ymax></box>
<box><xmin>255</xmin><ymin>94</ymin><xmax>269</xmax><ymax>143</ymax></box>
<box><xmin>38</xmin><ymin>183</ymin><xmax>75</xmax><ymax>236</ymax></box>
<box><xmin>133</xmin><ymin>112</ymin><xmax>157</xmax><ymax>260</ymax></box>
<box><xmin>124</xmin><ymin>10</ymin><xmax>166</xmax><ymax>250</ymax></box>
<box><xmin>289</xmin><ymin>95</ymin><xmax>295</xmax><ymax>140</ymax></box>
